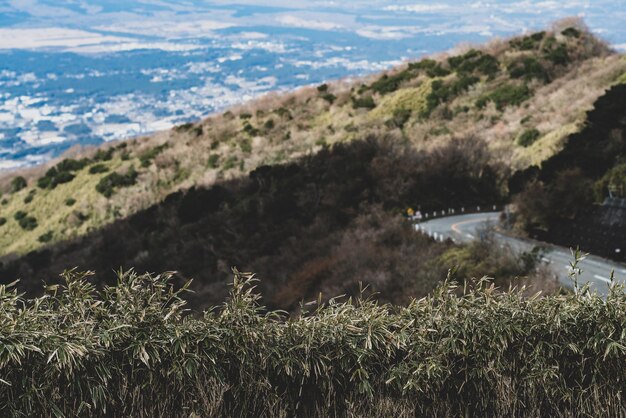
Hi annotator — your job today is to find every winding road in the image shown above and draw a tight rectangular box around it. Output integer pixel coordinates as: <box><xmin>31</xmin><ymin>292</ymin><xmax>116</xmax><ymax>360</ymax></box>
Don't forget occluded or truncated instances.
<box><xmin>416</xmin><ymin>212</ymin><xmax>626</xmax><ymax>295</ymax></box>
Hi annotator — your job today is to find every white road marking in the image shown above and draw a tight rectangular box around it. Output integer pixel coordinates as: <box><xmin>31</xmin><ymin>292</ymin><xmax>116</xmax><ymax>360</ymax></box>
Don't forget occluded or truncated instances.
<box><xmin>594</xmin><ymin>274</ymin><xmax>611</xmax><ymax>283</ymax></box>
<box><xmin>420</xmin><ymin>212</ymin><xmax>626</xmax><ymax>294</ymax></box>
<box><xmin>585</xmin><ymin>258</ymin><xmax>616</xmax><ymax>268</ymax></box>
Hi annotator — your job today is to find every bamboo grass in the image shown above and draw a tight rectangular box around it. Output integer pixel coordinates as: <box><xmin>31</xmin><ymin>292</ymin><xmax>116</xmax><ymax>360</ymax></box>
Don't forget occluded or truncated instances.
<box><xmin>1</xmin><ymin>260</ymin><xmax>625</xmax><ymax>417</ymax></box>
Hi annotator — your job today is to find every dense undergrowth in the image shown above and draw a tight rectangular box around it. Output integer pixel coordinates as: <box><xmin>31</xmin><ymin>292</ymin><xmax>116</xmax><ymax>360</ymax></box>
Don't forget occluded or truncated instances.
<box><xmin>509</xmin><ymin>83</ymin><xmax>626</xmax><ymax>258</ymax></box>
<box><xmin>0</xmin><ymin>266</ymin><xmax>624</xmax><ymax>417</ymax></box>
<box><xmin>511</xmin><ymin>83</ymin><xmax>626</xmax><ymax>226</ymax></box>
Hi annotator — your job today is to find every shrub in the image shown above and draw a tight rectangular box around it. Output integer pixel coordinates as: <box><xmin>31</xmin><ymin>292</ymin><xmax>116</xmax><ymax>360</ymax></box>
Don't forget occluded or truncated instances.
<box><xmin>93</xmin><ymin>148</ymin><xmax>114</xmax><ymax>162</ymax></box>
<box><xmin>448</xmin><ymin>50</ymin><xmax>499</xmax><ymax>77</ymax></box>
<box><xmin>369</xmin><ymin>62</ymin><xmax>446</xmax><ymax>96</ymax></box>
<box><xmin>222</xmin><ymin>156</ymin><xmax>238</xmax><ymax>170</ymax></box>
<box><xmin>37</xmin><ymin>159</ymin><xmax>88</xmax><ymax>190</ymax></box>
<box><xmin>450</xmin><ymin>75</ymin><xmax>480</xmax><ymax>94</ymax></box>
<box><xmin>370</xmin><ymin>73</ymin><xmax>410</xmax><ymax>95</ymax></box>
<box><xmin>89</xmin><ymin>164</ymin><xmax>110</xmax><ymax>174</ymax></box>
<box><xmin>426</xmin><ymin>75</ymin><xmax>480</xmax><ymax>114</ymax></box>
<box><xmin>351</xmin><ymin>95</ymin><xmax>376</xmax><ymax>110</ymax></box>
<box><xmin>562</xmin><ymin>27</ymin><xmax>581</xmax><ymax>38</ymax></box>
<box><xmin>408</xmin><ymin>59</ymin><xmax>450</xmax><ymax>77</ymax></box>
<box><xmin>321</xmin><ymin>93</ymin><xmax>336</xmax><ymax>104</ymax></box>
<box><xmin>69</xmin><ymin>210</ymin><xmax>90</xmax><ymax>226</ymax></box>
<box><xmin>239</xmin><ymin>113</ymin><xmax>252</xmax><ymax>120</ymax></box>
<box><xmin>544</xmin><ymin>42</ymin><xmax>570</xmax><ymax>65</ymax></box>
<box><xmin>20</xmin><ymin>216</ymin><xmax>37</xmax><ymax>230</ymax></box>
<box><xmin>139</xmin><ymin>144</ymin><xmax>168</xmax><ymax>167</ymax></box>
<box><xmin>448</xmin><ymin>49</ymin><xmax>480</xmax><ymax>69</ymax></box>
<box><xmin>594</xmin><ymin>163</ymin><xmax>626</xmax><ymax>200</ymax></box>
<box><xmin>14</xmin><ymin>210</ymin><xmax>26</xmax><ymax>221</ymax></box>
<box><xmin>207</xmin><ymin>154</ymin><xmax>220</xmax><ymax>169</ymax></box>
<box><xmin>439</xmin><ymin>229</ymin><xmax>542</xmax><ymax>283</ymax></box>
<box><xmin>174</xmin><ymin>122</ymin><xmax>202</xmax><ymax>136</ymax></box>
<box><xmin>173</xmin><ymin>122</ymin><xmax>194</xmax><ymax>133</ymax></box>
<box><xmin>510</xmin><ymin>32</ymin><xmax>545</xmax><ymax>50</ymax></box>
<box><xmin>426</xmin><ymin>79</ymin><xmax>450</xmax><ymax>109</ymax></box>
<box><xmin>453</xmin><ymin>105</ymin><xmax>470</xmax><ymax>115</ymax></box>
<box><xmin>476</xmin><ymin>84</ymin><xmax>531</xmax><ymax>110</ymax></box>
<box><xmin>0</xmin><ymin>217</ymin><xmax>6</xmax><ymax>226</ymax></box>
<box><xmin>56</xmin><ymin>158</ymin><xmax>88</xmax><ymax>172</ymax></box>
<box><xmin>473</xmin><ymin>54</ymin><xmax>500</xmax><ymax>78</ymax></box>
<box><xmin>10</xmin><ymin>176</ymin><xmax>27</xmax><ymax>193</ymax></box>
<box><xmin>317</xmin><ymin>83</ymin><xmax>329</xmax><ymax>92</ymax></box>
<box><xmin>517</xmin><ymin>128</ymin><xmax>541</xmax><ymax>147</ymax></box>
<box><xmin>17</xmin><ymin>214</ymin><xmax>37</xmax><ymax>231</ymax></box>
<box><xmin>530</xmin><ymin>31</ymin><xmax>546</xmax><ymax>41</ymax></box>
<box><xmin>508</xmin><ymin>57</ymin><xmax>549</xmax><ymax>82</ymax></box>
<box><xmin>242</xmin><ymin>122</ymin><xmax>259</xmax><ymax>136</ymax></box>
<box><xmin>53</xmin><ymin>170</ymin><xmax>74</xmax><ymax>185</ymax></box>
<box><xmin>274</xmin><ymin>107</ymin><xmax>292</xmax><ymax>119</ymax></box>
<box><xmin>191</xmin><ymin>126</ymin><xmax>203</xmax><ymax>137</ymax></box>
<box><xmin>513</xmin><ymin>169</ymin><xmax>593</xmax><ymax>230</ymax></box>
<box><xmin>96</xmin><ymin>167</ymin><xmax>138</xmax><ymax>198</ymax></box>
<box><xmin>37</xmin><ymin>167</ymin><xmax>75</xmax><ymax>190</ymax></box>
<box><xmin>23</xmin><ymin>190</ymin><xmax>36</xmax><ymax>204</ymax></box>
<box><xmin>240</xmin><ymin>139</ymin><xmax>252</xmax><ymax>154</ymax></box>
<box><xmin>386</xmin><ymin>109</ymin><xmax>412</xmax><ymax>129</ymax></box>
<box><xmin>38</xmin><ymin>231</ymin><xmax>53</xmax><ymax>243</ymax></box>
<box><xmin>65</xmin><ymin>198</ymin><xmax>77</xmax><ymax>206</ymax></box>
<box><xmin>264</xmin><ymin>119</ymin><xmax>275</xmax><ymax>130</ymax></box>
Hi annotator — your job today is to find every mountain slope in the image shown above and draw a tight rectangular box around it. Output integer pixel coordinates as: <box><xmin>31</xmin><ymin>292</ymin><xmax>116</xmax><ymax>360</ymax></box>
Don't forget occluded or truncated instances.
<box><xmin>0</xmin><ymin>137</ymin><xmax>518</xmax><ymax>309</ymax></box>
<box><xmin>0</xmin><ymin>21</ymin><xmax>624</xmax><ymax>259</ymax></box>
<box><xmin>510</xmin><ymin>83</ymin><xmax>626</xmax><ymax>259</ymax></box>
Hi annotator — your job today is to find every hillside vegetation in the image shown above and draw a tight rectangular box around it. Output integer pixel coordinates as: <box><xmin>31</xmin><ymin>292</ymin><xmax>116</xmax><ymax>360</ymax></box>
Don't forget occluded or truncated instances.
<box><xmin>0</xmin><ymin>19</ymin><xmax>624</xmax><ymax>257</ymax></box>
<box><xmin>510</xmin><ymin>83</ymin><xmax>626</xmax><ymax>231</ymax></box>
<box><xmin>0</xmin><ymin>137</ymin><xmax>557</xmax><ymax>310</ymax></box>
<box><xmin>1</xmin><ymin>269</ymin><xmax>624</xmax><ymax>417</ymax></box>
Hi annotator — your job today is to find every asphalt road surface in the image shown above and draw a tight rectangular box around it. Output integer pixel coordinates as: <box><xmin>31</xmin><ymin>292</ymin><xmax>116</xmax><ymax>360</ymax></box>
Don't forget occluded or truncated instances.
<box><xmin>416</xmin><ymin>212</ymin><xmax>626</xmax><ymax>295</ymax></box>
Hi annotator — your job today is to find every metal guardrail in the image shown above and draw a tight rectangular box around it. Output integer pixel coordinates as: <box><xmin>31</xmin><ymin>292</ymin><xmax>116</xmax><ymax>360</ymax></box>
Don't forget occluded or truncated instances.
<box><xmin>407</xmin><ymin>201</ymin><xmax>626</xmax><ymax>263</ymax></box>
<box><xmin>406</xmin><ymin>204</ymin><xmax>504</xmax><ymax>223</ymax></box>
<box><xmin>406</xmin><ymin>204</ymin><xmax>504</xmax><ymax>243</ymax></box>
<box><xmin>414</xmin><ymin>223</ymin><xmax>448</xmax><ymax>242</ymax></box>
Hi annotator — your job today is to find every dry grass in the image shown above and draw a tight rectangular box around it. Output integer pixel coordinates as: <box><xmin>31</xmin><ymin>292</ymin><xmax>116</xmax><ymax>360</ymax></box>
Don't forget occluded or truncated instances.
<box><xmin>0</xmin><ymin>156</ymin><xmax>134</xmax><ymax>255</ymax></box>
